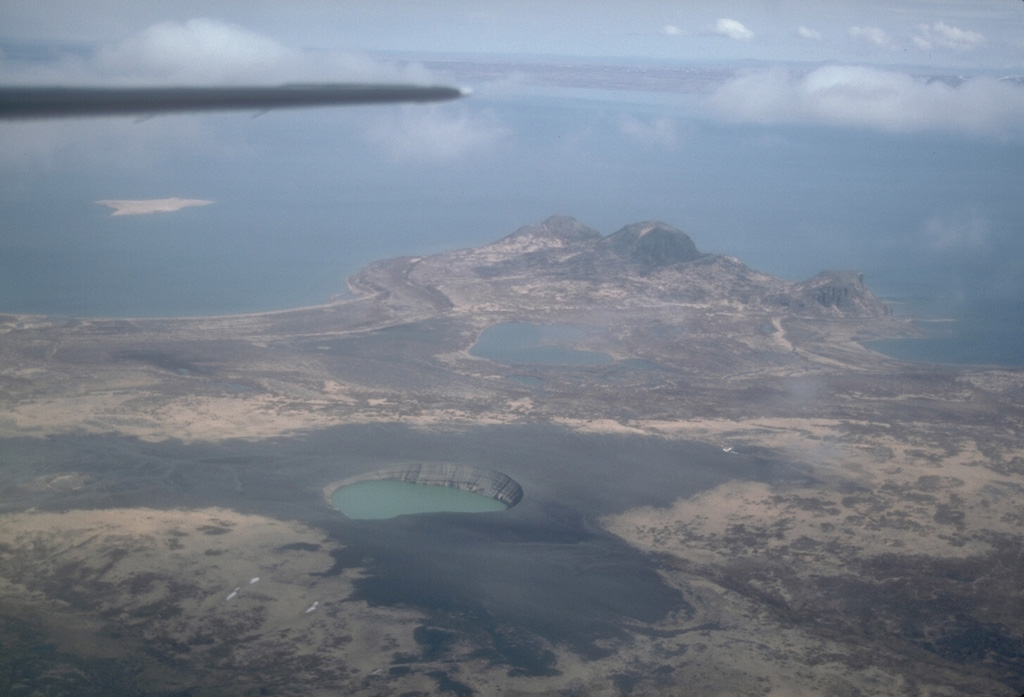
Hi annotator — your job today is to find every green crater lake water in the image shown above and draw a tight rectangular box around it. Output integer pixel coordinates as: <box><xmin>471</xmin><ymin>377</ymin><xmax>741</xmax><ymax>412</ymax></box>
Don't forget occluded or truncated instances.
<box><xmin>330</xmin><ymin>480</ymin><xmax>509</xmax><ymax>520</ymax></box>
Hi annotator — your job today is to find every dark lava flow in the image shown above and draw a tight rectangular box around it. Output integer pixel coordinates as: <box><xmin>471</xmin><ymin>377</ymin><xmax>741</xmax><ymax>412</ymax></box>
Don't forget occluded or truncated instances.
<box><xmin>1</xmin><ymin>424</ymin><xmax>807</xmax><ymax>668</ymax></box>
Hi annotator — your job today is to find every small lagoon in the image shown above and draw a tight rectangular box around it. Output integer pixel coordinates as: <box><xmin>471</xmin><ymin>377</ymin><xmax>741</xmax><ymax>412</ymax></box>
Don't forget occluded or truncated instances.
<box><xmin>470</xmin><ymin>322</ymin><xmax>613</xmax><ymax>366</ymax></box>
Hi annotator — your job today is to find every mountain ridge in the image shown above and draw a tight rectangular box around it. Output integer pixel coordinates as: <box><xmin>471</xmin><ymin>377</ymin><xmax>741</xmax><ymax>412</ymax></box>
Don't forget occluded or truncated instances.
<box><xmin>360</xmin><ymin>215</ymin><xmax>890</xmax><ymax>320</ymax></box>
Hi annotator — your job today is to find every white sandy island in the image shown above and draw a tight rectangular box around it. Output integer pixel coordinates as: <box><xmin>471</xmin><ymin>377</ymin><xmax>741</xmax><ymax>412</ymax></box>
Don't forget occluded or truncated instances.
<box><xmin>96</xmin><ymin>197</ymin><xmax>215</xmax><ymax>216</ymax></box>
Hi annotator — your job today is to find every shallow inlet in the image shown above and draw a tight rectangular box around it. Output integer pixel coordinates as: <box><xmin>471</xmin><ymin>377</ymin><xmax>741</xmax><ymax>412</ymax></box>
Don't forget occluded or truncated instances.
<box><xmin>325</xmin><ymin>464</ymin><xmax>523</xmax><ymax>520</ymax></box>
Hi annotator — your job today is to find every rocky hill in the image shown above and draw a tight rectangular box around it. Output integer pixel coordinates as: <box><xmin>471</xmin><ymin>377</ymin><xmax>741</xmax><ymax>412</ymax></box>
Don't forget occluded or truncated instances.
<box><xmin>355</xmin><ymin>215</ymin><xmax>891</xmax><ymax>320</ymax></box>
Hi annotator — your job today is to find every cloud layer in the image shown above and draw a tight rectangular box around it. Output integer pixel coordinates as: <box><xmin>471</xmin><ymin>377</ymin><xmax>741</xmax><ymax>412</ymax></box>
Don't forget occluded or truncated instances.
<box><xmin>797</xmin><ymin>26</ymin><xmax>822</xmax><ymax>41</ymax></box>
<box><xmin>364</xmin><ymin>105</ymin><xmax>509</xmax><ymax>162</ymax></box>
<box><xmin>920</xmin><ymin>210</ymin><xmax>990</xmax><ymax>252</ymax></box>
<box><xmin>0</xmin><ymin>19</ymin><xmax>502</xmax><ymax>166</ymax></box>
<box><xmin>707</xmin><ymin>65</ymin><xmax>1024</xmax><ymax>136</ymax></box>
<box><xmin>714</xmin><ymin>19</ymin><xmax>753</xmax><ymax>41</ymax></box>
<box><xmin>95</xmin><ymin>19</ymin><xmax>288</xmax><ymax>82</ymax></box>
<box><xmin>848</xmin><ymin>26</ymin><xmax>894</xmax><ymax>49</ymax></box>
<box><xmin>0</xmin><ymin>18</ymin><xmax>433</xmax><ymax>86</ymax></box>
<box><xmin>913</xmin><ymin>22</ymin><xmax>985</xmax><ymax>52</ymax></box>
<box><xmin>846</xmin><ymin>21</ymin><xmax>987</xmax><ymax>55</ymax></box>
<box><xmin>620</xmin><ymin>115</ymin><xmax>680</xmax><ymax>150</ymax></box>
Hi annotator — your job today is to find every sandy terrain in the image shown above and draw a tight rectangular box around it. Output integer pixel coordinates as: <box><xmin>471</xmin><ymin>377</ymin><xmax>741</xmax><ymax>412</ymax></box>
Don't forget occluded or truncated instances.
<box><xmin>0</xmin><ymin>508</ymin><xmax>438</xmax><ymax>696</ymax></box>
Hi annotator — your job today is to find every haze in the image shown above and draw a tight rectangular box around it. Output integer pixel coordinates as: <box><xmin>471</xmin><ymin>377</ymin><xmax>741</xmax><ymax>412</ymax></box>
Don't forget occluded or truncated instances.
<box><xmin>3</xmin><ymin>3</ymin><xmax>1024</xmax><ymax>695</ymax></box>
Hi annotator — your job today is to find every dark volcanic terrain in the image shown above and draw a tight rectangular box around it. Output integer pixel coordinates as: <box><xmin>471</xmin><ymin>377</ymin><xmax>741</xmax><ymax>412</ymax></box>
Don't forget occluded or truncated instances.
<box><xmin>1</xmin><ymin>216</ymin><xmax>1022</xmax><ymax>696</ymax></box>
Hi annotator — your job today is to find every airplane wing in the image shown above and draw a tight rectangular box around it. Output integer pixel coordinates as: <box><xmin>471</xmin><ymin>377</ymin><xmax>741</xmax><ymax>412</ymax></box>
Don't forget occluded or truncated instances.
<box><xmin>0</xmin><ymin>83</ymin><xmax>467</xmax><ymax>119</ymax></box>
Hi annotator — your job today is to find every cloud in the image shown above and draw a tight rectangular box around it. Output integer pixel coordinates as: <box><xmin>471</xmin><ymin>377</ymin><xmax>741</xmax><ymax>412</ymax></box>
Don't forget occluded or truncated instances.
<box><xmin>848</xmin><ymin>26</ymin><xmax>894</xmax><ymax>49</ymax></box>
<box><xmin>0</xmin><ymin>114</ymin><xmax>218</xmax><ymax>178</ymax></box>
<box><xmin>0</xmin><ymin>18</ymin><xmax>434</xmax><ymax>86</ymax></box>
<box><xmin>913</xmin><ymin>21</ymin><xmax>985</xmax><ymax>52</ymax></box>
<box><xmin>660</xmin><ymin>25</ymin><xmax>681</xmax><ymax>37</ymax></box>
<box><xmin>797</xmin><ymin>26</ymin><xmax>822</xmax><ymax>41</ymax></box>
<box><xmin>920</xmin><ymin>210</ymin><xmax>990</xmax><ymax>252</ymax></box>
<box><xmin>364</xmin><ymin>105</ymin><xmax>509</xmax><ymax>162</ymax></box>
<box><xmin>0</xmin><ymin>19</ymin><xmax>448</xmax><ymax>168</ymax></box>
<box><xmin>97</xmin><ymin>198</ymin><xmax>215</xmax><ymax>216</ymax></box>
<box><xmin>620</xmin><ymin>115</ymin><xmax>680</xmax><ymax>150</ymax></box>
<box><xmin>706</xmin><ymin>65</ymin><xmax>1024</xmax><ymax>136</ymax></box>
<box><xmin>714</xmin><ymin>19</ymin><xmax>753</xmax><ymax>41</ymax></box>
<box><xmin>94</xmin><ymin>19</ymin><xmax>288</xmax><ymax>82</ymax></box>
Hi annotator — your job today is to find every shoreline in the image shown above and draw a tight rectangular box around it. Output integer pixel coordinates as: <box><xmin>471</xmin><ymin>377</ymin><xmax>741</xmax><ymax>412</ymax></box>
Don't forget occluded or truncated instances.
<box><xmin>0</xmin><ymin>284</ymin><xmax>363</xmax><ymax>325</ymax></box>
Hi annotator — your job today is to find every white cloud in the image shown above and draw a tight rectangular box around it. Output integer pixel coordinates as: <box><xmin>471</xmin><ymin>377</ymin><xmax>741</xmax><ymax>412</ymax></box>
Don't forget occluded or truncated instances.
<box><xmin>797</xmin><ymin>26</ymin><xmax>822</xmax><ymax>41</ymax></box>
<box><xmin>920</xmin><ymin>211</ymin><xmax>990</xmax><ymax>252</ymax></box>
<box><xmin>0</xmin><ymin>114</ymin><xmax>217</xmax><ymax>177</ymax></box>
<box><xmin>0</xmin><ymin>19</ymin><xmax>450</xmax><ymax>171</ymax></box>
<box><xmin>714</xmin><ymin>18</ymin><xmax>753</xmax><ymax>41</ymax></box>
<box><xmin>0</xmin><ymin>18</ymin><xmax>434</xmax><ymax>86</ymax></box>
<box><xmin>848</xmin><ymin>26</ymin><xmax>894</xmax><ymax>49</ymax></box>
<box><xmin>364</xmin><ymin>105</ymin><xmax>509</xmax><ymax>162</ymax></box>
<box><xmin>913</xmin><ymin>21</ymin><xmax>985</xmax><ymax>52</ymax></box>
<box><xmin>94</xmin><ymin>19</ymin><xmax>288</xmax><ymax>82</ymax></box>
<box><xmin>660</xmin><ymin>25</ymin><xmax>681</xmax><ymax>37</ymax></box>
<box><xmin>620</xmin><ymin>115</ymin><xmax>680</xmax><ymax>150</ymax></box>
<box><xmin>706</xmin><ymin>65</ymin><xmax>1024</xmax><ymax>137</ymax></box>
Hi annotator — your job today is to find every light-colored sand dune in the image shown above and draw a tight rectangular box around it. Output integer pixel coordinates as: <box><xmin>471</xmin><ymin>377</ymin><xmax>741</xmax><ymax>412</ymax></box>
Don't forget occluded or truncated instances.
<box><xmin>96</xmin><ymin>198</ymin><xmax>214</xmax><ymax>216</ymax></box>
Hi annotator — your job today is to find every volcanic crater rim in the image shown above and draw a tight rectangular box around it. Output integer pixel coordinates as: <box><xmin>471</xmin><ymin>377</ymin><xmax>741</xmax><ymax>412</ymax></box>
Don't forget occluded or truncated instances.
<box><xmin>324</xmin><ymin>463</ymin><xmax>525</xmax><ymax>511</ymax></box>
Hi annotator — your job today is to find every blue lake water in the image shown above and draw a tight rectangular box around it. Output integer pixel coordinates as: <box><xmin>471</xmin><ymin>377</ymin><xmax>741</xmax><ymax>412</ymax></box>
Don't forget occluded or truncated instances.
<box><xmin>330</xmin><ymin>479</ymin><xmax>508</xmax><ymax>519</ymax></box>
<box><xmin>470</xmin><ymin>322</ymin><xmax>614</xmax><ymax>366</ymax></box>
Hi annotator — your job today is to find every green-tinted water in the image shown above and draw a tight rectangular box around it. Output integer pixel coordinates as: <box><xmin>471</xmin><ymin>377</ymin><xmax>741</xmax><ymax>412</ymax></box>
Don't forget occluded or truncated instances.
<box><xmin>330</xmin><ymin>480</ymin><xmax>508</xmax><ymax>520</ymax></box>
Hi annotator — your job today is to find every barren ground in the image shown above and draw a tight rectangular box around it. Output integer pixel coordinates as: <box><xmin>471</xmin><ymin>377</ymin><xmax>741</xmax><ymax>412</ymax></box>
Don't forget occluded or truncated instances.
<box><xmin>1</xmin><ymin>230</ymin><xmax>1022</xmax><ymax>696</ymax></box>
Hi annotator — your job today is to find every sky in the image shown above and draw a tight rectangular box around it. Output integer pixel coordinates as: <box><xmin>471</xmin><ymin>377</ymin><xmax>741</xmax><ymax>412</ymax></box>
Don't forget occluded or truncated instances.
<box><xmin>2</xmin><ymin>1</ymin><xmax>1023</xmax><ymax>68</ymax></box>
<box><xmin>1</xmin><ymin>1</ymin><xmax>1023</xmax><ymax>331</ymax></box>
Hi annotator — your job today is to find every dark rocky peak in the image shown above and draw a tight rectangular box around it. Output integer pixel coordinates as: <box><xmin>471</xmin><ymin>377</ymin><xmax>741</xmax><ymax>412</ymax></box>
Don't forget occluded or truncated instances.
<box><xmin>604</xmin><ymin>221</ymin><xmax>703</xmax><ymax>268</ymax></box>
<box><xmin>795</xmin><ymin>271</ymin><xmax>891</xmax><ymax>316</ymax></box>
<box><xmin>501</xmin><ymin>214</ymin><xmax>603</xmax><ymax>246</ymax></box>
